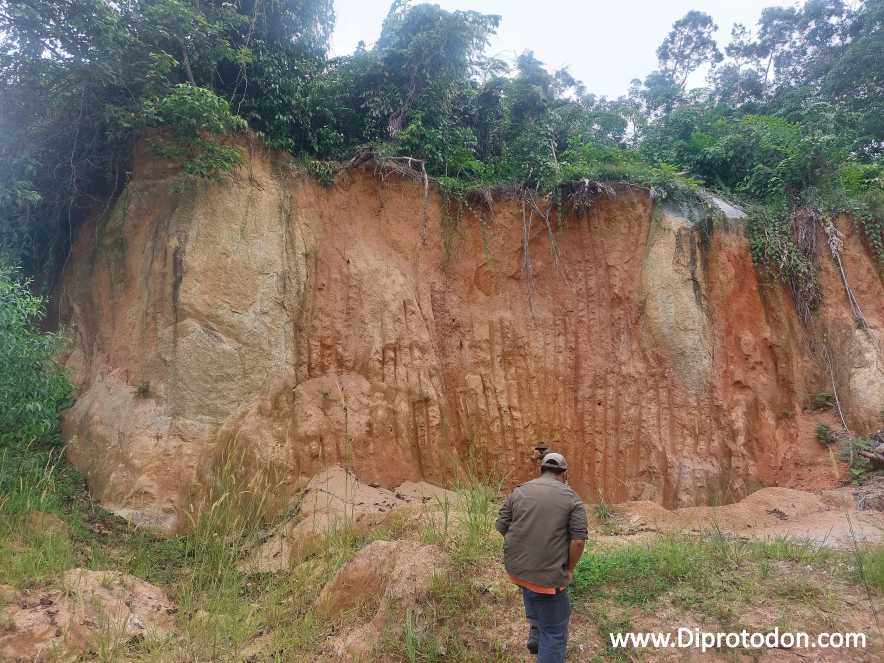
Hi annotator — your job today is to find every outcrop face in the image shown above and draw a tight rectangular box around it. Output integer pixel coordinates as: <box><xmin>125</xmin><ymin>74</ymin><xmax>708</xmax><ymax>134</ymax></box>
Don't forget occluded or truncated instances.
<box><xmin>57</xmin><ymin>141</ymin><xmax>884</xmax><ymax>533</ymax></box>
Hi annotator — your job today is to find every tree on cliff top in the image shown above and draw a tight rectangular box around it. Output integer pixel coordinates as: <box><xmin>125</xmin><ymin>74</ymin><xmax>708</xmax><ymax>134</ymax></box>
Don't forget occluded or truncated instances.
<box><xmin>657</xmin><ymin>10</ymin><xmax>723</xmax><ymax>90</ymax></box>
<box><xmin>0</xmin><ymin>0</ymin><xmax>882</xmax><ymax>280</ymax></box>
<box><xmin>0</xmin><ymin>0</ymin><xmax>334</xmax><ymax>273</ymax></box>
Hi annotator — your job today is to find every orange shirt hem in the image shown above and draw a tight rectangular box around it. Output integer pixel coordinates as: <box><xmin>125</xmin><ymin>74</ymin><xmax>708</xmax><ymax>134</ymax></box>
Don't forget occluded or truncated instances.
<box><xmin>508</xmin><ymin>573</ymin><xmax>562</xmax><ymax>594</ymax></box>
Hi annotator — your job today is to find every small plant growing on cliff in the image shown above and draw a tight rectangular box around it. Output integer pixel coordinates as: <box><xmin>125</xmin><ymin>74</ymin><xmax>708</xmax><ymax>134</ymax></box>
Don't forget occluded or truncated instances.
<box><xmin>299</xmin><ymin>157</ymin><xmax>337</xmax><ymax>187</ymax></box>
<box><xmin>594</xmin><ymin>501</ymin><xmax>621</xmax><ymax>535</ymax></box>
<box><xmin>145</xmin><ymin>85</ymin><xmax>246</xmax><ymax>180</ymax></box>
<box><xmin>810</xmin><ymin>393</ymin><xmax>835</xmax><ymax>411</ymax></box>
<box><xmin>839</xmin><ymin>436</ymin><xmax>873</xmax><ymax>484</ymax></box>
<box><xmin>595</xmin><ymin>501</ymin><xmax>613</xmax><ymax>521</ymax></box>
<box><xmin>816</xmin><ymin>423</ymin><xmax>835</xmax><ymax>446</ymax></box>
<box><xmin>747</xmin><ymin>208</ymin><xmax>821</xmax><ymax>323</ymax></box>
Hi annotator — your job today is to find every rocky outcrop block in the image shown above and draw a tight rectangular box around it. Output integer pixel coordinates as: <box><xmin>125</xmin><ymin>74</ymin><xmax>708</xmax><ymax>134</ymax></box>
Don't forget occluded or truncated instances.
<box><xmin>57</xmin><ymin>141</ymin><xmax>884</xmax><ymax>532</ymax></box>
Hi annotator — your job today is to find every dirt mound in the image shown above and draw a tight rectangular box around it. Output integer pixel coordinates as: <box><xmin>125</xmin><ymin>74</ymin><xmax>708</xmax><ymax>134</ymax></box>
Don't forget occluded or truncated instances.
<box><xmin>0</xmin><ymin>569</ymin><xmax>175</xmax><ymax>662</ymax></box>
<box><xmin>245</xmin><ymin>466</ymin><xmax>456</xmax><ymax>572</ymax></box>
<box><xmin>613</xmin><ymin>486</ymin><xmax>884</xmax><ymax>547</ymax></box>
<box><xmin>317</xmin><ymin>539</ymin><xmax>446</xmax><ymax>661</ymax></box>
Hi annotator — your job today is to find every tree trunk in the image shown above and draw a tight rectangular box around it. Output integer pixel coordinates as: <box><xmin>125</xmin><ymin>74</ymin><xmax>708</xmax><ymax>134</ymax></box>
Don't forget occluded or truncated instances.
<box><xmin>181</xmin><ymin>45</ymin><xmax>196</xmax><ymax>86</ymax></box>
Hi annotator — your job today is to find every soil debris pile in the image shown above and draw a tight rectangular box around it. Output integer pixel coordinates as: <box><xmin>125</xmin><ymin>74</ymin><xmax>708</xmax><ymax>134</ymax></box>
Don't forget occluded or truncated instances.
<box><xmin>0</xmin><ymin>569</ymin><xmax>175</xmax><ymax>662</ymax></box>
<box><xmin>318</xmin><ymin>539</ymin><xmax>446</xmax><ymax>661</ymax></box>
<box><xmin>612</xmin><ymin>486</ymin><xmax>884</xmax><ymax>547</ymax></box>
<box><xmin>246</xmin><ymin>466</ymin><xmax>456</xmax><ymax>572</ymax></box>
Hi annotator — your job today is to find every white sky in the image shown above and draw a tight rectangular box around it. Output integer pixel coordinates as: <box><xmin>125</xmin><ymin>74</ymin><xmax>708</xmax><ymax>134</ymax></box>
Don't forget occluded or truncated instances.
<box><xmin>330</xmin><ymin>0</ymin><xmax>793</xmax><ymax>99</ymax></box>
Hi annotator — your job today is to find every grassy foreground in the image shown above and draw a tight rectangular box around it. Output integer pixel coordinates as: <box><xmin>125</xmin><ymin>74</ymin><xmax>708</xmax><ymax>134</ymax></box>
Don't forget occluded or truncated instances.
<box><xmin>2</xmin><ymin>450</ymin><xmax>884</xmax><ymax>662</ymax></box>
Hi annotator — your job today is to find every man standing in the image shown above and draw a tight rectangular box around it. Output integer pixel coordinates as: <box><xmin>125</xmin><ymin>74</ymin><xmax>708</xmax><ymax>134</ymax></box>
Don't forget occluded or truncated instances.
<box><xmin>496</xmin><ymin>452</ymin><xmax>587</xmax><ymax>662</ymax></box>
<box><xmin>520</xmin><ymin>441</ymin><xmax>551</xmax><ymax>652</ymax></box>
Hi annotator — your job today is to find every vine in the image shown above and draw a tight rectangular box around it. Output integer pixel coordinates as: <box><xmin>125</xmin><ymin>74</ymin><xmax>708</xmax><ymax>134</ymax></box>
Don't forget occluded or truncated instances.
<box><xmin>747</xmin><ymin>207</ymin><xmax>821</xmax><ymax>323</ymax></box>
<box><xmin>859</xmin><ymin>213</ymin><xmax>884</xmax><ymax>270</ymax></box>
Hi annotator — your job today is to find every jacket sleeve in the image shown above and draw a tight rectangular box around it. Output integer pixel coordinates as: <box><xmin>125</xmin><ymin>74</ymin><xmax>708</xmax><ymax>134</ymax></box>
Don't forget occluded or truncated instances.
<box><xmin>495</xmin><ymin>493</ymin><xmax>513</xmax><ymax>535</ymax></box>
<box><xmin>568</xmin><ymin>496</ymin><xmax>589</xmax><ymax>541</ymax></box>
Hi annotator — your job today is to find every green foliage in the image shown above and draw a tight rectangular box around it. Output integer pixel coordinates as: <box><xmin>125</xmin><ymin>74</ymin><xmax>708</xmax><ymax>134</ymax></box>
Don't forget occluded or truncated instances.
<box><xmin>840</xmin><ymin>436</ymin><xmax>874</xmax><ymax>484</ymax></box>
<box><xmin>656</xmin><ymin>10</ymin><xmax>722</xmax><ymax>89</ymax></box>
<box><xmin>0</xmin><ymin>0</ymin><xmax>334</xmax><ymax>272</ymax></box>
<box><xmin>572</xmin><ymin>532</ymin><xmax>837</xmax><ymax>611</ymax></box>
<box><xmin>632</xmin><ymin>1</ymin><xmax>884</xmax><ymax>301</ymax></box>
<box><xmin>0</xmin><ymin>263</ymin><xmax>73</xmax><ymax>450</ymax></box>
<box><xmin>298</xmin><ymin>157</ymin><xmax>338</xmax><ymax>187</ymax></box>
<box><xmin>146</xmin><ymin>84</ymin><xmax>246</xmax><ymax>137</ymax></box>
<box><xmin>573</xmin><ymin>536</ymin><xmax>699</xmax><ymax>605</ymax></box>
<box><xmin>0</xmin><ymin>263</ymin><xmax>78</xmax><ymax>588</ymax></box>
<box><xmin>816</xmin><ymin>423</ymin><xmax>835</xmax><ymax>446</ymax></box>
<box><xmin>594</xmin><ymin>502</ymin><xmax>614</xmax><ymax>522</ymax></box>
<box><xmin>855</xmin><ymin>546</ymin><xmax>884</xmax><ymax>593</ymax></box>
<box><xmin>839</xmin><ymin>161</ymin><xmax>884</xmax><ymax>198</ymax></box>
<box><xmin>747</xmin><ymin>209</ymin><xmax>820</xmax><ymax>322</ymax></box>
<box><xmin>856</xmin><ymin>189</ymin><xmax>884</xmax><ymax>268</ymax></box>
<box><xmin>146</xmin><ymin>85</ymin><xmax>246</xmax><ymax>179</ymax></box>
<box><xmin>0</xmin><ymin>445</ymin><xmax>82</xmax><ymax>589</ymax></box>
<box><xmin>642</xmin><ymin>109</ymin><xmax>823</xmax><ymax>203</ymax></box>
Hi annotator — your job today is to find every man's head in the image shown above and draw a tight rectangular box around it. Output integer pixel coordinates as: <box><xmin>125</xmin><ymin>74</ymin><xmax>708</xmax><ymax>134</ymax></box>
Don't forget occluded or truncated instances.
<box><xmin>532</xmin><ymin>443</ymin><xmax>550</xmax><ymax>461</ymax></box>
<box><xmin>540</xmin><ymin>452</ymin><xmax>568</xmax><ymax>482</ymax></box>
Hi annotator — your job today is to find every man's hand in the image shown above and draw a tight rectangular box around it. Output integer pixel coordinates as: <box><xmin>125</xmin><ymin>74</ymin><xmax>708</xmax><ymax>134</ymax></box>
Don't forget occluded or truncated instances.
<box><xmin>565</xmin><ymin>538</ymin><xmax>586</xmax><ymax>585</ymax></box>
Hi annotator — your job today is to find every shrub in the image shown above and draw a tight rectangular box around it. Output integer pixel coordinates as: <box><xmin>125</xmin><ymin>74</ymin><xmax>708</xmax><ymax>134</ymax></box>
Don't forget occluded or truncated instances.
<box><xmin>816</xmin><ymin>423</ymin><xmax>835</xmax><ymax>446</ymax></box>
<box><xmin>839</xmin><ymin>436</ymin><xmax>873</xmax><ymax>483</ymax></box>
<box><xmin>855</xmin><ymin>546</ymin><xmax>884</xmax><ymax>593</ymax></box>
<box><xmin>0</xmin><ymin>263</ymin><xmax>73</xmax><ymax>451</ymax></box>
<box><xmin>146</xmin><ymin>84</ymin><xmax>247</xmax><ymax>138</ymax></box>
<box><xmin>0</xmin><ymin>264</ymin><xmax>77</xmax><ymax>587</ymax></box>
<box><xmin>145</xmin><ymin>85</ymin><xmax>247</xmax><ymax>179</ymax></box>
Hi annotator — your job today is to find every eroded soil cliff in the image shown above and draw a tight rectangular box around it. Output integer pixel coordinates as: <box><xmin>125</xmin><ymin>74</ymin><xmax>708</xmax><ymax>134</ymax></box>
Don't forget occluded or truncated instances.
<box><xmin>57</xmin><ymin>141</ymin><xmax>884</xmax><ymax>532</ymax></box>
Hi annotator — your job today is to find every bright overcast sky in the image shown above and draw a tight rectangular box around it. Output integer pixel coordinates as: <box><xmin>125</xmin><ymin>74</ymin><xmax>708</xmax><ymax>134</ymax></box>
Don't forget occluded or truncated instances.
<box><xmin>331</xmin><ymin>0</ymin><xmax>793</xmax><ymax>99</ymax></box>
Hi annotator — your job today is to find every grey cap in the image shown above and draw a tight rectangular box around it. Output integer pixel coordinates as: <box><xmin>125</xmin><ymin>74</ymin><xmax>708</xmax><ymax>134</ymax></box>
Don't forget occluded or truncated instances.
<box><xmin>541</xmin><ymin>452</ymin><xmax>568</xmax><ymax>471</ymax></box>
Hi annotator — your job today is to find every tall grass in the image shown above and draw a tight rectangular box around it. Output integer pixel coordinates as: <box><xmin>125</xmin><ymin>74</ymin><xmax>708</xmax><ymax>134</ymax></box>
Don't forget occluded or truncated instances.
<box><xmin>572</xmin><ymin>531</ymin><xmax>836</xmax><ymax>607</ymax></box>
<box><xmin>163</xmin><ymin>445</ymin><xmax>276</xmax><ymax>660</ymax></box>
<box><xmin>447</xmin><ymin>443</ymin><xmax>507</xmax><ymax>567</ymax></box>
<box><xmin>0</xmin><ymin>445</ymin><xmax>79</xmax><ymax>588</ymax></box>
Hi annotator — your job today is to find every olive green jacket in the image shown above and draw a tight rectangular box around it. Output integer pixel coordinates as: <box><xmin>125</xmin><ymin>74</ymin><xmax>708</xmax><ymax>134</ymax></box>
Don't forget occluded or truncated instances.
<box><xmin>495</xmin><ymin>475</ymin><xmax>588</xmax><ymax>588</ymax></box>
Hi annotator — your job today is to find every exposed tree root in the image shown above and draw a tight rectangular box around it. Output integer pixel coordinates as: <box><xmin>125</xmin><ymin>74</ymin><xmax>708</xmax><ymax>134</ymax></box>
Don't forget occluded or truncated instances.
<box><xmin>520</xmin><ymin>196</ymin><xmax>535</xmax><ymax>313</ymax></box>
<box><xmin>820</xmin><ymin>216</ymin><xmax>869</xmax><ymax>329</ymax></box>
<box><xmin>565</xmin><ymin>178</ymin><xmax>616</xmax><ymax>216</ymax></box>
<box><xmin>347</xmin><ymin>149</ymin><xmax>430</xmax><ymax>243</ymax></box>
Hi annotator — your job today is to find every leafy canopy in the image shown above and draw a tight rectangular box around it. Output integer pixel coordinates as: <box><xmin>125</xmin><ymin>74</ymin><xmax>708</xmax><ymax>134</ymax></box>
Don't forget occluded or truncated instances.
<box><xmin>0</xmin><ymin>0</ymin><xmax>882</xmax><ymax>282</ymax></box>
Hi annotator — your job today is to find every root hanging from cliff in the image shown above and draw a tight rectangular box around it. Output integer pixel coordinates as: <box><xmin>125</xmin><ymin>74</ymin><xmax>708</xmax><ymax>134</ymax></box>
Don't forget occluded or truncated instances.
<box><xmin>348</xmin><ymin>149</ymin><xmax>430</xmax><ymax>243</ymax></box>
<box><xmin>821</xmin><ymin>340</ymin><xmax>851</xmax><ymax>435</ymax></box>
<box><xmin>565</xmin><ymin>178</ymin><xmax>616</xmax><ymax>216</ymax></box>
<box><xmin>527</xmin><ymin>190</ymin><xmax>566</xmax><ymax>280</ymax></box>
<box><xmin>789</xmin><ymin>207</ymin><xmax>823</xmax><ymax>323</ymax></box>
<box><xmin>517</xmin><ymin>184</ymin><xmax>578</xmax><ymax>312</ymax></box>
<box><xmin>521</xmin><ymin>197</ymin><xmax>536</xmax><ymax>313</ymax></box>
<box><xmin>820</xmin><ymin>216</ymin><xmax>869</xmax><ymax>330</ymax></box>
